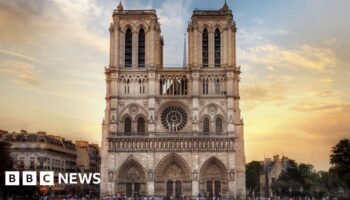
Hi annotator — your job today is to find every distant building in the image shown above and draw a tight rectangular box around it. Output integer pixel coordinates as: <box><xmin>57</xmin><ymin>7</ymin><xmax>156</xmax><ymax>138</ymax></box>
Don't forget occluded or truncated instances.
<box><xmin>260</xmin><ymin>155</ymin><xmax>290</xmax><ymax>197</ymax></box>
<box><xmin>76</xmin><ymin>140</ymin><xmax>101</xmax><ymax>194</ymax></box>
<box><xmin>0</xmin><ymin>130</ymin><xmax>100</xmax><ymax>195</ymax></box>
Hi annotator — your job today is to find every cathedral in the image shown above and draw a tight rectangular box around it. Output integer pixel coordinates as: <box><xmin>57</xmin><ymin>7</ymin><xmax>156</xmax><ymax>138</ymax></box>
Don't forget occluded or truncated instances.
<box><xmin>100</xmin><ymin>1</ymin><xmax>246</xmax><ymax>198</ymax></box>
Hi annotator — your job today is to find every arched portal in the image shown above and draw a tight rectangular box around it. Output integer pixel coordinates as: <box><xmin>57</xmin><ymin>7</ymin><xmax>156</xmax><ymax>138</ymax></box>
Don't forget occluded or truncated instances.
<box><xmin>154</xmin><ymin>153</ymin><xmax>192</xmax><ymax>197</ymax></box>
<box><xmin>199</xmin><ymin>157</ymin><xmax>228</xmax><ymax>197</ymax></box>
<box><xmin>116</xmin><ymin>158</ymin><xmax>147</xmax><ymax>197</ymax></box>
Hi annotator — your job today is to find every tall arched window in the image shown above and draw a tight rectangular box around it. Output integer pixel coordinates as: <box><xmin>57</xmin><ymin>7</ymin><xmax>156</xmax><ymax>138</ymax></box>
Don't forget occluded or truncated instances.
<box><xmin>137</xmin><ymin>117</ymin><xmax>145</xmax><ymax>134</ymax></box>
<box><xmin>138</xmin><ymin>28</ymin><xmax>145</xmax><ymax>67</ymax></box>
<box><xmin>125</xmin><ymin>28</ymin><xmax>132</xmax><ymax>68</ymax></box>
<box><xmin>202</xmin><ymin>29</ymin><xmax>209</xmax><ymax>67</ymax></box>
<box><xmin>125</xmin><ymin>116</ymin><xmax>132</xmax><ymax>134</ymax></box>
<box><xmin>215</xmin><ymin>117</ymin><xmax>223</xmax><ymax>134</ymax></box>
<box><xmin>214</xmin><ymin>28</ymin><xmax>221</xmax><ymax>67</ymax></box>
<box><xmin>203</xmin><ymin>117</ymin><xmax>210</xmax><ymax>134</ymax></box>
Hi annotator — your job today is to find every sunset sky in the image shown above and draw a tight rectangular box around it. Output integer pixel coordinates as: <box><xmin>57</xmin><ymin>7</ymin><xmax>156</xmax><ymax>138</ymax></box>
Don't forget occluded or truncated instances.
<box><xmin>0</xmin><ymin>0</ymin><xmax>349</xmax><ymax>171</ymax></box>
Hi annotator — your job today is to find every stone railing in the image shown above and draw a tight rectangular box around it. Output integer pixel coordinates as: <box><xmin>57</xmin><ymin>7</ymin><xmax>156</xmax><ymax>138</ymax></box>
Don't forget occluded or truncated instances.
<box><xmin>111</xmin><ymin>132</ymin><xmax>233</xmax><ymax>137</ymax></box>
<box><xmin>107</xmin><ymin>136</ymin><xmax>235</xmax><ymax>152</ymax></box>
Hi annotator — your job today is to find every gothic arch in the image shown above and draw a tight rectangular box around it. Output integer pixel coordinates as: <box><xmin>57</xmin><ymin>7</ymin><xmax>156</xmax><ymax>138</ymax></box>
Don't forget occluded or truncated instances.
<box><xmin>200</xmin><ymin>114</ymin><xmax>211</xmax><ymax>134</ymax></box>
<box><xmin>120</xmin><ymin>22</ymin><xmax>135</xmax><ymax>33</ymax></box>
<box><xmin>154</xmin><ymin>153</ymin><xmax>192</xmax><ymax>196</ymax></box>
<box><xmin>116</xmin><ymin>157</ymin><xmax>147</xmax><ymax>197</ymax></box>
<box><xmin>135</xmin><ymin>22</ymin><xmax>150</xmax><ymax>33</ymax></box>
<box><xmin>199</xmin><ymin>103</ymin><xmax>227</xmax><ymax>121</ymax></box>
<box><xmin>199</xmin><ymin>24</ymin><xmax>211</xmax><ymax>33</ymax></box>
<box><xmin>135</xmin><ymin>114</ymin><xmax>147</xmax><ymax>134</ymax></box>
<box><xmin>213</xmin><ymin>114</ymin><xmax>225</xmax><ymax>123</ymax></box>
<box><xmin>199</xmin><ymin>156</ymin><xmax>228</xmax><ymax>196</ymax></box>
<box><xmin>214</xmin><ymin>115</ymin><xmax>224</xmax><ymax>134</ymax></box>
<box><xmin>118</xmin><ymin>103</ymin><xmax>148</xmax><ymax>120</ymax></box>
<box><xmin>212</xmin><ymin>23</ymin><xmax>224</xmax><ymax>33</ymax></box>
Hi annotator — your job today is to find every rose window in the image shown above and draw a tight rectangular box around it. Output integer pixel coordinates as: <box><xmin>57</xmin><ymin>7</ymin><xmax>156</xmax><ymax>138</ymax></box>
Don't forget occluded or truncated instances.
<box><xmin>161</xmin><ymin>106</ymin><xmax>188</xmax><ymax>132</ymax></box>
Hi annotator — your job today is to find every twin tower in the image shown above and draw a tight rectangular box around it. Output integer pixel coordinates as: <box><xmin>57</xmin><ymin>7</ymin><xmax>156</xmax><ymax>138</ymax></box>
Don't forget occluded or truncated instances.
<box><xmin>101</xmin><ymin>1</ymin><xmax>246</xmax><ymax>199</ymax></box>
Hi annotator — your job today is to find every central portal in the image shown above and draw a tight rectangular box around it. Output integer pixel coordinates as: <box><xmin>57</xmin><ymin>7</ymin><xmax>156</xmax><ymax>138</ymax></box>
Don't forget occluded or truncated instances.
<box><xmin>155</xmin><ymin>153</ymin><xmax>192</xmax><ymax>196</ymax></box>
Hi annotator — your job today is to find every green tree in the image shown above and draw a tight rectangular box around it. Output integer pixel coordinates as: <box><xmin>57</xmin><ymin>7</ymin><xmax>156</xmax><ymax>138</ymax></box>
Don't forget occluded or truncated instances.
<box><xmin>271</xmin><ymin>160</ymin><xmax>318</xmax><ymax>197</ymax></box>
<box><xmin>0</xmin><ymin>141</ymin><xmax>14</xmax><ymax>199</ymax></box>
<box><xmin>330</xmin><ymin>138</ymin><xmax>350</xmax><ymax>198</ymax></box>
<box><xmin>246</xmin><ymin>161</ymin><xmax>262</xmax><ymax>197</ymax></box>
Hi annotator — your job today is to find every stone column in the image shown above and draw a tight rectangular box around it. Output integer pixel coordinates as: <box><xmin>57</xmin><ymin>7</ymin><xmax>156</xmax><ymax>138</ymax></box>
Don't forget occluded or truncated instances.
<box><xmin>209</xmin><ymin>30</ymin><xmax>215</xmax><ymax>67</ymax></box>
<box><xmin>148</xmin><ymin>71</ymin><xmax>156</xmax><ymax>134</ymax></box>
<box><xmin>120</xmin><ymin>31</ymin><xmax>125</xmax><ymax>67</ymax></box>
<box><xmin>109</xmin><ymin>24</ymin><xmax>115</xmax><ymax>67</ymax></box>
<box><xmin>114</xmin><ymin>28</ymin><xmax>120</xmax><ymax>67</ymax></box>
<box><xmin>192</xmin><ymin>71</ymin><xmax>200</xmax><ymax>132</ymax></box>
<box><xmin>132</xmin><ymin>31</ymin><xmax>138</xmax><ymax>68</ymax></box>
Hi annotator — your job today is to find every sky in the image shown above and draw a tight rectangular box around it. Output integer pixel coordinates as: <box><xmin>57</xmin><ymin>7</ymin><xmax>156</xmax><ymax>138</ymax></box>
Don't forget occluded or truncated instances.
<box><xmin>0</xmin><ymin>0</ymin><xmax>349</xmax><ymax>171</ymax></box>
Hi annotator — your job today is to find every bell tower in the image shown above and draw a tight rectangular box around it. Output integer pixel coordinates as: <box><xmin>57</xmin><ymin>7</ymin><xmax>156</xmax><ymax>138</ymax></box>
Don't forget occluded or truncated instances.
<box><xmin>108</xmin><ymin>1</ymin><xmax>163</xmax><ymax>69</ymax></box>
<box><xmin>187</xmin><ymin>2</ymin><xmax>236</xmax><ymax>69</ymax></box>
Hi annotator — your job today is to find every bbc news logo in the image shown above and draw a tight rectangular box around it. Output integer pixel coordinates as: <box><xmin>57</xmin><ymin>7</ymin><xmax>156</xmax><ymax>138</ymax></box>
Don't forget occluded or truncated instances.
<box><xmin>5</xmin><ymin>171</ymin><xmax>101</xmax><ymax>186</ymax></box>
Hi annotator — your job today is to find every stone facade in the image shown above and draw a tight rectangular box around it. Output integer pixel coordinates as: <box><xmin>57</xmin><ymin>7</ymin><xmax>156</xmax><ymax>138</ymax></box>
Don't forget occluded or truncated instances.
<box><xmin>0</xmin><ymin>130</ymin><xmax>77</xmax><ymax>191</ymax></box>
<box><xmin>76</xmin><ymin>141</ymin><xmax>101</xmax><ymax>193</ymax></box>
<box><xmin>101</xmin><ymin>2</ymin><xmax>246</xmax><ymax>198</ymax></box>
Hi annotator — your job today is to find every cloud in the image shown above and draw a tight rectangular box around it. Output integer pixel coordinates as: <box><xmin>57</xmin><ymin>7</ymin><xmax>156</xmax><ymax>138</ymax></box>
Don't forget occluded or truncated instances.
<box><xmin>0</xmin><ymin>0</ymin><xmax>108</xmax><ymax>52</ymax></box>
<box><xmin>241</xmin><ymin>83</ymin><xmax>287</xmax><ymax>110</ymax></box>
<box><xmin>239</xmin><ymin>44</ymin><xmax>336</xmax><ymax>71</ymax></box>
<box><xmin>292</xmin><ymin>102</ymin><xmax>350</xmax><ymax>112</ymax></box>
<box><xmin>0</xmin><ymin>61</ymin><xmax>41</xmax><ymax>85</ymax></box>
<box><xmin>0</xmin><ymin>49</ymin><xmax>44</xmax><ymax>63</ymax></box>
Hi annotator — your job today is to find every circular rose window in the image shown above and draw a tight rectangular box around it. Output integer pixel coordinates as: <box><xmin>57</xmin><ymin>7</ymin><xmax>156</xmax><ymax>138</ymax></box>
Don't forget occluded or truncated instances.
<box><xmin>161</xmin><ymin>106</ymin><xmax>188</xmax><ymax>132</ymax></box>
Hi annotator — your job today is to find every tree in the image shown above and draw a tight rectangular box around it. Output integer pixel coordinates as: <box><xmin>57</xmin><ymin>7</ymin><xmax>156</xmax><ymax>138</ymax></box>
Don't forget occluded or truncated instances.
<box><xmin>330</xmin><ymin>138</ymin><xmax>350</xmax><ymax>198</ymax></box>
<box><xmin>271</xmin><ymin>160</ymin><xmax>319</xmax><ymax>198</ymax></box>
<box><xmin>246</xmin><ymin>161</ymin><xmax>262</xmax><ymax>197</ymax></box>
<box><xmin>0</xmin><ymin>141</ymin><xmax>14</xmax><ymax>199</ymax></box>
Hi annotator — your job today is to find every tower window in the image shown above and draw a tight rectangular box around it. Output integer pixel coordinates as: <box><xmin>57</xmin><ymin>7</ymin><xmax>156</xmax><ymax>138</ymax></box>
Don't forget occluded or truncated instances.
<box><xmin>215</xmin><ymin>29</ymin><xmax>221</xmax><ymax>67</ymax></box>
<box><xmin>125</xmin><ymin>28</ymin><xmax>132</xmax><ymax>68</ymax></box>
<box><xmin>138</xmin><ymin>29</ymin><xmax>145</xmax><ymax>67</ymax></box>
<box><xmin>203</xmin><ymin>117</ymin><xmax>210</xmax><ymax>134</ymax></box>
<box><xmin>125</xmin><ymin>116</ymin><xmax>132</xmax><ymax>134</ymax></box>
<box><xmin>202</xmin><ymin>29</ymin><xmax>209</xmax><ymax>67</ymax></box>
<box><xmin>215</xmin><ymin>117</ymin><xmax>223</xmax><ymax>134</ymax></box>
<box><xmin>137</xmin><ymin>117</ymin><xmax>145</xmax><ymax>134</ymax></box>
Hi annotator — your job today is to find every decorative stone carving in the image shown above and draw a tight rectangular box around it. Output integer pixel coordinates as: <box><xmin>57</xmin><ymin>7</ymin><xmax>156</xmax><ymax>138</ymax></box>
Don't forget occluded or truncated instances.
<box><xmin>161</xmin><ymin>106</ymin><xmax>188</xmax><ymax>132</ymax></box>
<box><xmin>108</xmin><ymin>171</ymin><xmax>114</xmax><ymax>181</ymax></box>
<box><xmin>192</xmin><ymin>170</ymin><xmax>199</xmax><ymax>180</ymax></box>
<box><xmin>148</xmin><ymin>170</ymin><xmax>154</xmax><ymax>180</ymax></box>
<box><xmin>207</xmin><ymin>105</ymin><xmax>218</xmax><ymax>115</ymax></box>
<box><xmin>229</xmin><ymin>170</ymin><xmax>235</xmax><ymax>181</ymax></box>
<box><xmin>129</xmin><ymin>105</ymin><xmax>139</xmax><ymax>115</ymax></box>
<box><xmin>118</xmin><ymin>101</ymin><xmax>125</xmax><ymax>107</ymax></box>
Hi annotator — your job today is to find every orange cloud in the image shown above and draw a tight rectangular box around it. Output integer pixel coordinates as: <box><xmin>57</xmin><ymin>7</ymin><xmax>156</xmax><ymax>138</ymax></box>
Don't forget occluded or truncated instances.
<box><xmin>0</xmin><ymin>60</ymin><xmax>41</xmax><ymax>85</ymax></box>
<box><xmin>239</xmin><ymin>44</ymin><xmax>336</xmax><ymax>71</ymax></box>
